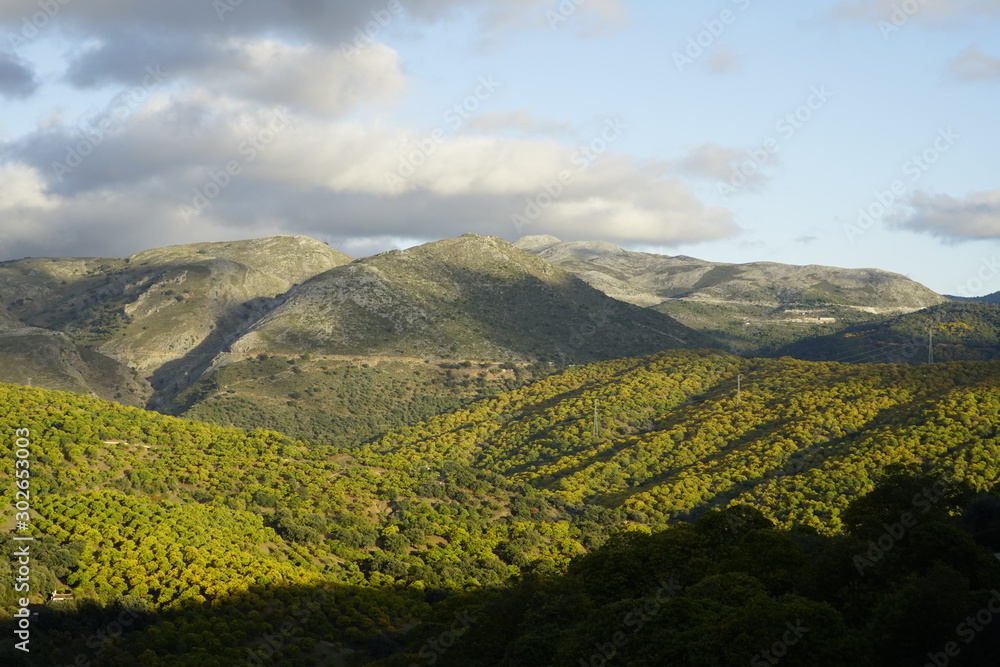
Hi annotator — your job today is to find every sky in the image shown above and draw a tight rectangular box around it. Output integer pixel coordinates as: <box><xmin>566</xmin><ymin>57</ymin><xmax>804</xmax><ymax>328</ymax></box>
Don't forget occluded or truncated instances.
<box><xmin>0</xmin><ymin>0</ymin><xmax>998</xmax><ymax>296</ymax></box>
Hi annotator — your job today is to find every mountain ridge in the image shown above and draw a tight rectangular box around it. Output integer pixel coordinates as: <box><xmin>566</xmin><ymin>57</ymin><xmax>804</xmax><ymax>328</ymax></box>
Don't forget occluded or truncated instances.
<box><xmin>220</xmin><ymin>234</ymin><xmax>705</xmax><ymax>367</ymax></box>
<box><xmin>515</xmin><ymin>234</ymin><xmax>947</xmax><ymax>353</ymax></box>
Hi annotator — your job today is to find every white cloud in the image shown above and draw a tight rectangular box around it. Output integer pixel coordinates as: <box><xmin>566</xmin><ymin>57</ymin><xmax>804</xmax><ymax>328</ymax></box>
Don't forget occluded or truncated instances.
<box><xmin>203</xmin><ymin>39</ymin><xmax>407</xmax><ymax>115</ymax></box>
<box><xmin>464</xmin><ymin>109</ymin><xmax>572</xmax><ymax>136</ymax></box>
<box><xmin>0</xmin><ymin>0</ymin><xmax>727</xmax><ymax>262</ymax></box>
<box><xmin>675</xmin><ymin>142</ymin><xmax>776</xmax><ymax>192</ymax></box>
<box><xmin>0</xmin><ymin>163</ymin><xmax>58</xmax><ymax>212</ymax></box>
<box><xmin>2</xmin><ymin>0</ymin><xmax>629</xmax><ymax>90</ymax></box>
<box><xmin>0</xmin><ymin>95</ymin><xmax>737</xmax><ymax>259</ymax></box>
<box><xmin>896</xmin><ymin>189</ymin><xmax>1000</xmax><ymax>240</ymax></box>
<box><xmin>676</xmin><ymin>143</ymin><xmax>745</xmax><ymax>180</ymax></box>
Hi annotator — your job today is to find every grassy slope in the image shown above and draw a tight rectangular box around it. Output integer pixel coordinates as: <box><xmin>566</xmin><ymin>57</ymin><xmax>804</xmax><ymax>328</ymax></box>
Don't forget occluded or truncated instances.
<box><xmin>516</xmin><ymin>236</ymin><xmax>946</xmax><ymax>354</ymax></box>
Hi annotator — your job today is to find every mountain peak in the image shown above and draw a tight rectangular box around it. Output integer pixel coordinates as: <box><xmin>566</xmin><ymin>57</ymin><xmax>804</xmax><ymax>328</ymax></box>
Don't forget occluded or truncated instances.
<box><xmin>513</xmin><ymin>234</ymin><xmax>561</xmax><ymax>251</ymax></box>
<box><xmin>232</xmin><ymin>234</ymin><xmax>705</xmax><ymax>362</ymax></box>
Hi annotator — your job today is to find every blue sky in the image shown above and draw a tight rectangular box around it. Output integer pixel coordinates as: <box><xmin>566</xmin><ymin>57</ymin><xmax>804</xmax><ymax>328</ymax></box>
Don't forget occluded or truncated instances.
<box><xmin>1</xmin><ymin>0</ymin><xmax>998</xmax><ymax>295</ymax></box>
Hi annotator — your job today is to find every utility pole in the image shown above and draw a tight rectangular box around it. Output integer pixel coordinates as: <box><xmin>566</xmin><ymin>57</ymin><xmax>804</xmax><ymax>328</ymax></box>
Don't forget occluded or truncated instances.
<box><xmin>928</xmin><ymin>326</ymin><xmax>934</xmax><ymax>365</ymax></box>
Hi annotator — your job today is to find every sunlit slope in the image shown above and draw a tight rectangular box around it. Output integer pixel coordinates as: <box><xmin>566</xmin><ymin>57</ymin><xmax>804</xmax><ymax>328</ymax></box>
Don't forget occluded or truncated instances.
<box><xmin>364</xmin><ymin>349</ymin><xmax>1000</xmax><ymax>532</ymax></box>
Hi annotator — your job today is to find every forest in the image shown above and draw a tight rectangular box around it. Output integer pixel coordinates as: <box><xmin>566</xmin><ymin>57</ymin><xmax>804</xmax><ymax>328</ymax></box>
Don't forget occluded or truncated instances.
<box><xmin>0</xmin><ymin>348</ymin><xmax>998</xmax><ymax>664</ymax></box>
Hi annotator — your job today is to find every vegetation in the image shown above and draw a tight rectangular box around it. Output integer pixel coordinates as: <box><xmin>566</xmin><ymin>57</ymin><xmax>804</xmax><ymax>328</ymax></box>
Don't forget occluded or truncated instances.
<box><xmin>3</xmin><ymin>471</ymin><xmax>999</xmax><ymax>665</ymax></box>
<box><xmin>1</xmin><ymin>348</ymin><xmax>999</xmax><ymax>663</ymax></box>
<box><xmin>652</xmin><ymin>298</ymin><xmax>876</xmax><ymax>355</ymax></box>
<box><xmin>777</xmin><ymin>302</ymin><xmax>1000</xmax><ymax>364</ymax></box>
<box><xmin>399</xmin><ymin>471</ymin><xmax>1000</xmax><ymax>666</ymax></box>
<box><xmin>175</xmin><ymin>355</ymin><xmax>551</xmax><ymax>446</ymax></box>
<box><xmin>517</xmin><ymin>234</ymin><xmax>945</xmax><ymax>355</ymax></box>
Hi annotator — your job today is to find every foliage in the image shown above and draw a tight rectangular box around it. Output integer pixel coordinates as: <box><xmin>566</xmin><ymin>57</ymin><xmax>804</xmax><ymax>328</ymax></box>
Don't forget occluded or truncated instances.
<box><xmin>1</xmin><ymin>349</ymin><xmax>999</xmax><ymax>663</ymax></box>
<box><xmin>776</xmin><ymin>302</ymin><xmax>1000</xmax><ymax>365</ymax></box>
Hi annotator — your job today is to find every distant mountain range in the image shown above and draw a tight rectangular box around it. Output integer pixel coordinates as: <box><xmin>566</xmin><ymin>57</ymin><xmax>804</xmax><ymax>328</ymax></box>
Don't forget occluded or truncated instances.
<box><xmin>946</xmin><ymin>290</ymin><xmax>1000</xmax><ymax>304</ymax></box>
<box><xmin>2</xmin><ymin>232</ymin><xmax>990</xmax><ymax>439</ymax></box>
<box><xmin>515</xmin><ymin>234</ymin><xmax>947</xmax><ymax>354</ymax></box>
<box><xmin>0</xmin><ymin>234</ymin><xmax>704</xmax><ymax>422</ymax></box>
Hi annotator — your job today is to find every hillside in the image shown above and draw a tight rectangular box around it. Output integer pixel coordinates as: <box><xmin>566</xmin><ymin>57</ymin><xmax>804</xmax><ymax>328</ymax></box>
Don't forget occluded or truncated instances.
<box><xmin>2</xmin><ymin>351</ymin><xmax>1000</xmax><ymax>664</ymax></box>
<box><xmin>515</xmin><ymin>235</ymin><xmax>947</xmax><ymax>353</ymax></box>
<box><xmin>169</xmin><ymin>234</ymin><xmax>712</xmax><ymax>435</ymax></box>
<box><xmin>947</xmin><ymin>290</ymin><xmax>1000</xmax><ymax>305</ymax></box>
<box><xmin>776</xmin><ymin>302</ymin><xmax>1000</xmax><ymax>364</ymax></box>
<box><xmin>0</xmin><ymin>236</ymin><xmax>353</xmax><ymax>409</ymax></box>
<box><xmin>0</xmin><ymin>327</ymin><xmax>150</xmax><ymax>406</ymax></box>
<box><xmin>173</xmin><ymin>354</ymin><xmax>551</xmax><ymax>447</ymax></box>
<box><xmin>224</xmin><ymin>234</ymin><xmax>707</xmax><ymax>364</ymax></box>
<box><xmin>361</xmin><ymin>349</ymin><xmax>1000</xmax><ymax>533</ymax></box>
<box><xmin>0</xmin><ymin>234</ymin><xmax>711</xmax><ymax>422</ymax></box>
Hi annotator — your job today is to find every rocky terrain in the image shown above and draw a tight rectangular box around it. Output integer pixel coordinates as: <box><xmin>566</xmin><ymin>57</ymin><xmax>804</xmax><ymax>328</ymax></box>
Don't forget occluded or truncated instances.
<box><xmin>0</xmin><ymin>234</ymin><xmax>705</xmax><ymax>414</ymax></box>
<box><xmin>515</xmin><ymin>234</ymin><xmax>947</xmax><ymax>353</ymax></box>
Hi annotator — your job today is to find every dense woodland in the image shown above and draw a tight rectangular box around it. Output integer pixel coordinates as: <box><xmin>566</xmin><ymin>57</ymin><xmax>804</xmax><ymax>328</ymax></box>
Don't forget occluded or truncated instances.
<box><xmin>1</xmin><ymin>348</ymin><xmax>999</xmax><ymax>664</ymax></box>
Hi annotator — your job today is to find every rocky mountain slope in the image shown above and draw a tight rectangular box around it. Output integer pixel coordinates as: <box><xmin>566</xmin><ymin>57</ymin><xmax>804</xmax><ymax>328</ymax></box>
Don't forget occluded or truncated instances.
<box><xmin>515</xmin><ymin>235</ymin><xmax>947</xmax><ymax>353</ymax></box>
<box><xmin>0</xmin><ymin>234</ymin><xmax>707</xmax><ymax>417</ymax></box>
<box><xmin>0</xmin><ymin>235</ymin><xmax>353</xmax><ymax>408</ymax></box>
<box><xmin>223</xmin><ymin>234</ymin><xmax>706</xmax><ymax>365</ymax></box>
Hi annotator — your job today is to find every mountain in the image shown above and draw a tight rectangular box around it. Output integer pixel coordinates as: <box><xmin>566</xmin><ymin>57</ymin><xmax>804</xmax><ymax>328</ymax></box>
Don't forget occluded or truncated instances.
<box><xmin>222</xmin><ymin>234</ymin><xmax>707</xmax><ymax>364</ymax></box>
<box><xmin>775</xmin><ymin>301</ymin><xmax>1000</xmax><ymax>364</ymax></box>
<box><xmin>514</xmin><ymin>235</ymin><xmax>947</xmax><ymax>353</ymax></box>
<box><xmin>947</xmin><ymin>290</ymin><xmax>1000</xmax><ymax>305</ymax></box>
<box><xmin>169</xmin><ymin>234</ymin><xmax>709</xmax><ymax>438</ymax></box>
<box><xmin>0</xmin><ymin>233</ymin><xmax>708</xmax><ymax>434</ymax></box>
<box><xmin>0</xmin><ymin>235</ymin><xmax>353</xmax><ymax>408</ymax></box>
